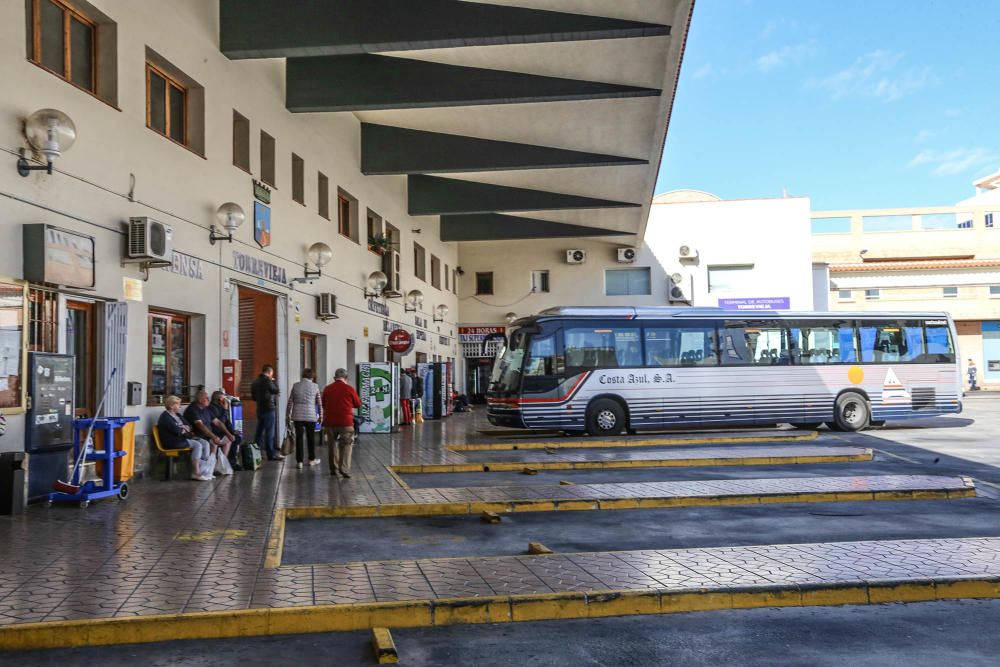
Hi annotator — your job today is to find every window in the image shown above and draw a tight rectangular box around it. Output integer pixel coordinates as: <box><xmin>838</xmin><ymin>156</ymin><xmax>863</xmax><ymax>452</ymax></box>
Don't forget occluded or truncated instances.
<box><xmin>925</xmin><ymin>322</ymin><xmax>956</xmax><ymax>362</ymax></box>
<box><xmin>337</xmin><ymin>189</ymin><xmax>358</xmax><ymax>242</ymax></box>
<box><xmin>232</xmin><ymin>110</ymin><xmax>250</xmax><ymax>172</ymax></box>
<box><xmin>865</xmin><ymin>288</ymin><xmax>880</xmax><ymax>300</ymax></box>
<box><xmin>445</xmin><ymin>264</ymin><xmax>450</xmax><ymax>291</ymax></box>
<box><xmin>720</xmin><ymin>320</ymin><xmax>790</xmax><ymax>366</ymax></box>
<box><xmin>148</xmin><ymin>311</ymin><xmax>189</xmax><ymax>405</ymax></box>
<box><xmin>146</xmin><ymin>62</ymin><xmax>187</xmax><ymax>145</ymax></box>
<box><xmin>0</xmin><ymin>282</ymin><xmax>27</xmax><ymax>409</ymax></box>
<box><xmin>605</xmin><ymin>268</ymin><xmax>651</xmax><ymax>296</ymax></box>
<box><xmin>452</xmin><ymin>269</ymin><xmax>458</xmax><ymax>294</ymax></box>
<box><xmin>32</xmin><ymin>0</ymin><xmax>95</xmax><ymax>92</ymax></box>
<box><xmin>858</xmin><ymin>321</ymin><xmax>912</xmax><ymax>363</ymax></box>
<box><xmin>788</xmin><ymin>320</ymin><xmax>858</xmax><ymax>364</ymax></box>
<box><xmin>990</xmin><ymin>285</ymin><xmax>1000</xmax><ymax>298</ymax></box>
<box><xmin>707</xmin><ymin>265</ymin><xmax>753</xmax><ymax>293</ymax></box>
<box><xmin>531</xmin><ymin>270</ymin><xmax>550</xmax><ymax>293</ymax></box>
<box><xmin>300</xmin><ymin>332</ymin><xmax>318</xmax><ymax>373</ymax></box>
<box><xmin>987</xmin><ymin>213</ymin><xmax>995</xmax><ymax>229</ymax></box>
<box><xmin>643</xmin><ymin>324</ymin><xmax>719</xmax><ymax>367</ymax></box>
<box><xmin>291</xmin><ymin>154</ymin><xmax>304</xmax><ymax>205</ymax></box>
<box><xmin>475</xmin><ymin>271</ymin><xmax>493</xmax><ymax>295</ymax></box>
<box><xmin>943</xmin><ymin>286</ymin><xmax>958</xmax><ymax>299</ymax></box>
<box><xmin>838</xmin><ymin>289</ymin><xmax>852</xmax><ymax>301</ymax></box>
<box><xmin>28</xmin><ymin>287</ymin><xmax>59</xmax><ymax>353</ymax></box>
<box><xmin>367</xmin><ymin>210</ymin><xmax>383</xmax><ymax>252</ymax></box>
<box><xmin>564</xmin><ymin>327</ymin><xmax>642</xmax><ymax>371</ymax></box>
<box><xmin>317</xmin><ymin>172</ymin><xmax>329</xmax><ymax>219</ymax></box>
<box><xmin>431</xmin><ymin>255</ymin><xmax>441</xmax><ymax>289</ymax></box>
<box><xmin>414</xmin><ymin>243</ymin><xmax>427</xmax><ymax>281</ymax></box>
<box><xmin>260</xmin><ymin>131</ymin><xmax>276</xmax><ymax>186</ymax></box>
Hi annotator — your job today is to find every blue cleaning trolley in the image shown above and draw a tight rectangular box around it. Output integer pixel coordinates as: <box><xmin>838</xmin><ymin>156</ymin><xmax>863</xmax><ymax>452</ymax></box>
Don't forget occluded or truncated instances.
<box><xmin>48</xmin><ymin>417</ymin><xmax>140</xmax><ymax>508</ymax></box>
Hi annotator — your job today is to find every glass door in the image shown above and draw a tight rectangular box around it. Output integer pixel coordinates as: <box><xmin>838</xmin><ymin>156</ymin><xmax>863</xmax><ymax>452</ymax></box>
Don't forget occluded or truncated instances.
<box><xmin>65</xmin><ymin>301</ymin><xmax>95</xmax><ymax>417</ymax></box>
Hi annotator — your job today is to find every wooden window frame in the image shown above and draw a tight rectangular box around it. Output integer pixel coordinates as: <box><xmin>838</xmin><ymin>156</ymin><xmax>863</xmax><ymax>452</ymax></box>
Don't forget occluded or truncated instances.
<box><xmin>291</xmin><ymin>153</ymin><xmax>305</xmax><ymax>205</ymax></box>
<box><xmin>232</xmin><ymin>110</ymin><xmax>251</xmax><ymax>173</ymax></box>
<box><xmin>31</xmin><ymin>0</ymin><xmax>97</xmax><ymax>94</ymax></box>
<box><xmin>300</xmin><ymin>332</ymin><xmax>318</xmax><ymax>373</ymax></box>
<box><xmin>431</xmin><ymin>255</ymin><xmax>441</xmax><ymax>290</ymax></box>
<box><xmin>337</xmin><ymin>194</ymin><xmax>352</xmax><ymax>239</ymax></box>
<box><xmin>318</xmin><ymin>172</ymin><xmax>330</xmax><ymax>220</ymax></box>
<box><xmin>66</xmin><ymin>300</ymin><xmax>96</xmax><ymax>417</ymax></box>
<box><xmin>475</xmin><ymin>272</ymin><xmax>494</xmax><ymax>296</ymax></box>
<box><xmin>414</xmin><ymin>243</ymin><xmax>426</xmax><ymax>282</ymax></box>
<box><xmin>260</xmin><ymin>130</ymin><xmax>276</xmax><ymax>188</ymax></box>
<box><xmin>147</xmin><ymin>310</ymin><xmax>190</xmax><ymax>406</ymax></box>
<box><xmin>145</xmin><ymin>61</ymin><xmax>188</xmax><ymax>148</ymax></box>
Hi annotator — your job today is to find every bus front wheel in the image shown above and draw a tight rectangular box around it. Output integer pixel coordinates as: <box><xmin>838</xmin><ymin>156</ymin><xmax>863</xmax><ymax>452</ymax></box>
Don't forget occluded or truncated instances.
<box><xmin>586</xmin><ymin>399</ymin><xmax>626</xmax><ymax>436</ymax></box>
<box><xmin>833</xmin><ymin>393</ymin><xmax>870</xmax><ymax>432</ymax></box>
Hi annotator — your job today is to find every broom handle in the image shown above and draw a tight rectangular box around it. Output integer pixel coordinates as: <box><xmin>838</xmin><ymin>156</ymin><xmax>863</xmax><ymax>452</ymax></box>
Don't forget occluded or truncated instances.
<box><xmin>71</xmin><ymin>368</ymin><xmax>118</xmax><ymax>477</ymax></box>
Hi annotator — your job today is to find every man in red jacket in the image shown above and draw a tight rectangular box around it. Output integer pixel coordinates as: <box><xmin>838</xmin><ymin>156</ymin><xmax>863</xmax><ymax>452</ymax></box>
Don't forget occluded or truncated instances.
<box><xmin>322</xmin><ymin>368</ymin><xmax>361</xmax><ymax>478</ymax></box>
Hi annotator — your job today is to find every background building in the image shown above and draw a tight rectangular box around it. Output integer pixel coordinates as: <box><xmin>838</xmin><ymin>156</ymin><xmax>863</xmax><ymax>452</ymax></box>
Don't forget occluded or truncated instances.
<box><xmin>812</xmin><ymin>171</ymin><xmax>1000</xmax><ymax>388</ymax></box>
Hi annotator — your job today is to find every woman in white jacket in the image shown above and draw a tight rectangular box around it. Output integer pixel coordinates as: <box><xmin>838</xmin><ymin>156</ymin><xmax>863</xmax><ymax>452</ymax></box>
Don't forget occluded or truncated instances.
<box><xmin>287</xmin><ymin>369</ymin><xmax>322</xmax><ymax>469</ymax></box>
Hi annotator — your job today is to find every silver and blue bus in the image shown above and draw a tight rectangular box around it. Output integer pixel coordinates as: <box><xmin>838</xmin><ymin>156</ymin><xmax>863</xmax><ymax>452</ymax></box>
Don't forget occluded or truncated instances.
<box><xmin>487</xmin><ymin>307</ymin><xmax>962</xmax><ymax>435</ymax></box>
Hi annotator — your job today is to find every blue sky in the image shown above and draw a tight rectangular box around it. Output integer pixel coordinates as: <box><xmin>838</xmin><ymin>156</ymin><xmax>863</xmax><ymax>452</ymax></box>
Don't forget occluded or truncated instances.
<box><xmin>655</xmin><ymin>0</ymin><xmax>1000</xmax><ymax>210</ymax></box>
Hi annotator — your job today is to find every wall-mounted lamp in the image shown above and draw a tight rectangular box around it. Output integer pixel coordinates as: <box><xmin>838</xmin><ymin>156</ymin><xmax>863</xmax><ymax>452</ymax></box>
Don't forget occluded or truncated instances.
<box><xmin>210</xmin><ymin>202</ymin><xmax>245</xmax><ymax>244</ymax></box>
<box><xmin>291</xmin><ymin>242</ymin><xmax>333</xmax><ymax>284</ymax></box>
<box><xmin>17</xmin><ymin>109</ymin><xmax>76</xmax><ymax>177</ymax></box>
<box><xmin>433</xmin><ymin>304</ymin><xmax>449</xmax><ymax>322</ymax></box>
<box><xmin>505</xmin><ymin>312</ymin><xmax>518</xmax><ymax>325</ymax></box>
<box><xmin>404</xmin><ymin>289</ymin><xmax>424</xmax><ymax>312</ymax></box>
<box><xmin>364</xmin><ymin>270</ymin><xmax>388</xmax><ymax>298</ymax></box>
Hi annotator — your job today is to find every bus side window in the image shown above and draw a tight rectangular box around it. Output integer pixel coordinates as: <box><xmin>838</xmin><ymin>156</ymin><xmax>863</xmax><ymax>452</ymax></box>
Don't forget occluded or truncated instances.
<box><xmin>679</xmin><ymin>327</ymin><xmax>718</xmax><ymax>366</ymax></box>
<box><xmin>925</xmin><ymin>325</ymin><xmax>955</xmax><ymax>362</ymax></box>
<box><xmin>644</xmin><ymin>327</ymin><xmax>679</xmax><ymax>366</ymax></box>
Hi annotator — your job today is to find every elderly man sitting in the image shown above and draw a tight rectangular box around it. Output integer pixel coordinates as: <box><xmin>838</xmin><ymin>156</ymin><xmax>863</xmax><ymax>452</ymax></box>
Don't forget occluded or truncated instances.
<box><xmin>184</xmin><ymin>388</ymin><xmax>234</xmax><ymax>476</ymax></box>
<box><xmin>157</xmin><ymin>395</ymin><xmax>213</xmax><ymax>481</ymax></box>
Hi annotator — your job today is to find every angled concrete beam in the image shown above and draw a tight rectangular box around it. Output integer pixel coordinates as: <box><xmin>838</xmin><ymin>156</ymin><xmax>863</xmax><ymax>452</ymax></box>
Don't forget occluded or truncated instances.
<box><xmin>440</xmin><ymin>214</ymin><xmax>633</xmax><ymax>242</ymax></box>
<box><xmin>221</xmin><ymin>0</ymin><xmax>669</xmax><ymax>60</ymax></box>
<box><xmin>408</xmin><ymin>175</ymin><xmax>641</xmax><ymax>216</ymax></box>
<box><xmin>361</xmin><ymin>124</ymin><xmax>648</xmax><ymax>175</ymax></box>
<box><xmin>286</xmin><ymin>55</ymin><xmax>661</xmax><ymax>113</ymax></box>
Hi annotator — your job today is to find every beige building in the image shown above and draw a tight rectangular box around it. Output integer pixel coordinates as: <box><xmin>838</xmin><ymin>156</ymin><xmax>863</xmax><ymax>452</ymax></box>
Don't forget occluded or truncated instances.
<box><xmin>812</xmin><ymin>171</ymin><xmax>1000</xmax><ymax>388</ymax></box>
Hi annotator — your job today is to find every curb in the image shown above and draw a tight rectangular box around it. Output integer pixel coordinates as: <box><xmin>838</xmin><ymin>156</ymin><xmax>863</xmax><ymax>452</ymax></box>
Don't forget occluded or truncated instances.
<box><xmin>2</xmin><ymin>577</ymin><xmax>998</xmax><ymax>651</ymax></box>
<box><xmin>391</xmin><ymin>450</ymin><xmax>872</xmax><ymax>475</ymax></box>
<box><xmin>447</xmin><ymin>431</ymin><xmax>819</xmax><ymax>452</ymax></box>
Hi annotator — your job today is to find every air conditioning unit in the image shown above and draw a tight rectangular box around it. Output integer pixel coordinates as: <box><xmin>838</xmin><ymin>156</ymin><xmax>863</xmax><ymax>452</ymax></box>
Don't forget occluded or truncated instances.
<box><xmin>317</xmin><ymin>292</ymin><xmax>339</xmax><ymax>320</ymax></box>
<box><xmin>678</xmin><ymin>245</ymin><xmax>699</xmax><ymax>262</ymax></box>
<box><xmin>616</xmin><ymin>247</ymin><xmax>637</xmax><ymax>263</ymax></box>
<box><xmin>382</xmin><ymin>249</ymin><xmax>402</xmax><ymax>298</ymax></box>
<box><xmin>668</xmin><ymin>272</ymin><xmax>693</xmax><ymax>304</ymax></box>
<box><xmin>566</xmin><ymin>249</ymin><xmax>587</xmax><ymax>264</ymax></box>
<box><xmin>126</xmin><ymin>217</ymin><xmax>173</xmax><ymax>263</ymax></box>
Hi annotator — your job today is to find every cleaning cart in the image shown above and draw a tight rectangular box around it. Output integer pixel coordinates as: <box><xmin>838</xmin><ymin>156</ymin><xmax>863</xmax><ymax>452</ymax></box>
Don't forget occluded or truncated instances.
<box><xmin>48</xmin><ymin>417</ymin><xmax>139</xmax><ymax>507</ymax></box>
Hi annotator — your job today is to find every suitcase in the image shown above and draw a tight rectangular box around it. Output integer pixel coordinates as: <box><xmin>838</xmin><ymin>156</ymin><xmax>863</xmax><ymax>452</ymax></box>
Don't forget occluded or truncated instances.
<box><xmin>241</xmin><ymin>442</ymin><xmax>262</xmax><ymax>471</ymax></box>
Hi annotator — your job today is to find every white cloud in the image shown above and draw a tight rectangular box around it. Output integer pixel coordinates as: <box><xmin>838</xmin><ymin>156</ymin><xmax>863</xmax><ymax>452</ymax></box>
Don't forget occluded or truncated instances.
<box><xmin>756</xmin><ymin>41</ymin><xmax>817</xmax><ymax>73</ymax></box>
<box><xmin>908</xmin><ymin>147</ymin><xmax>999</xmax><ymax>176</ymax></box>
<box><xmin>690</xmin><ymin>63</ymin><xmax>714</xmax><ymax>80</ymax></box>
<box><xmin>808</xmin><ymin>50</ymin><xmax>938</xmax><ymax>102</ymax></box>
<box><xmin>914</xmin><ymin>129</ymin><xmax>935</xmax><ymax>143</ymax></box>
<box><xmin>759</xmin><ymin>17</ymin><xmax>799</xmax><ymax>40</ymax></box>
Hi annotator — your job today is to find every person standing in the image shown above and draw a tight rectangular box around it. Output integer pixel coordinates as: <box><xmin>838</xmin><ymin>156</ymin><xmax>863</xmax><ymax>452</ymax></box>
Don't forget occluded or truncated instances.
<box><xmin>288</xmin><ymin>369</ymin><xmax>322</xmax><ymax>469</ymax></box>
<box><xmin>968</xmin><ymin>359</ymin><xmax>979</xmax><ymax>391</ymax></box>
<box><xmin>251</xmin><ymin>364</ymin><xmax>283</xmax><ymax>461</ymax></box>
<box><xmin>322</xmin><ymin>368</ymin><xmax>361</xmax><ymax>478</ymax></box>
<box><xmin>399</xmin><ymin>369</ymin><xmax>413</xmax><ymax>425</ymax></box>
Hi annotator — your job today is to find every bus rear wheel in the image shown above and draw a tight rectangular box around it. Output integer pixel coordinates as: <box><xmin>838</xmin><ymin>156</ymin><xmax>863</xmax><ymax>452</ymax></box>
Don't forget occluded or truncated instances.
<box><xmin>833</xmin><ymin>392</ymin><xmax>870</xmax><ymax>432</ymax></box>
<box><xmin>586</xmin><ymin>399</ymin><xmax>626</xmax><ymax>437</ymax></box>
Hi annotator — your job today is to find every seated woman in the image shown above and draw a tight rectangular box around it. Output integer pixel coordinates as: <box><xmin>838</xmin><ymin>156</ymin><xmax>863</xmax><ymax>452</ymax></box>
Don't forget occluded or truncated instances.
<box><xmin>157</xmin><ymin>395</ymin><xmax>214</xmax><ymax>481</ymax></box>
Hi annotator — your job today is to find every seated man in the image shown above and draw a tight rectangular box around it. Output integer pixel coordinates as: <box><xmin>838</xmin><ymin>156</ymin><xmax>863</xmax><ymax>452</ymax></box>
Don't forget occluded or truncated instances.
<box><xmin>184</xmin><ymin>388</ymin><xmax>233</xmax><ymax>476</ymax></box>
<box><xmin>157</xmin><ymin>395</ymin><xmax>213</xmax><ymax>481</ymax></box>
<box><xmin>209</xmin><ymin>390</ymin><xmax>242</xmax><ymax>451</ymax></box>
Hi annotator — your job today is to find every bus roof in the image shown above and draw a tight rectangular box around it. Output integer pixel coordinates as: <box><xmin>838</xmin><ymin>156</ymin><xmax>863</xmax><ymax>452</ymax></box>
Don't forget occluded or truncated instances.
<box><xmin>527</xmin><ymin>306</ymin><xmax>953</xmax><ymax>321</ymax></box>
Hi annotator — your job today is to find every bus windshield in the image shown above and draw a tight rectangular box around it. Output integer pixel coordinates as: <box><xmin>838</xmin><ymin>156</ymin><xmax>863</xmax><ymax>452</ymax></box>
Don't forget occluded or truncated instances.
<box><xmin>490</xmin><ymin>327</ymin><xmax>528</xmax><ymax>391</ymax></box>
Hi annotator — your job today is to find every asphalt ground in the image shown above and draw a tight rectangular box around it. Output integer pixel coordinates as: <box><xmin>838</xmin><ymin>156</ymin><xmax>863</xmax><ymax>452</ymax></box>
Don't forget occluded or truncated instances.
<box><xmin>10</xmin><ymin>599</ymin><xmax>1000</xmax><ymax>666</ymax></box>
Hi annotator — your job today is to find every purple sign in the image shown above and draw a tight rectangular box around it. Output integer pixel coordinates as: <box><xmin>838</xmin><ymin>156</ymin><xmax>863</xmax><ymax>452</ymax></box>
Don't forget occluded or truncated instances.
<box><xmin>718</xmin><ymin>297</ymin><xmax>790</xmax><ymax>311</ymax></box>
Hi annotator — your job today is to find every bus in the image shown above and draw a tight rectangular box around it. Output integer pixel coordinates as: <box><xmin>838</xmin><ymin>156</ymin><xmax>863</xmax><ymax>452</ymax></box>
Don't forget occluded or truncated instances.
<box><xmin>486</xmin><ymin>307</ymin><xmax>961</xmax><ymax>435</ymax></box>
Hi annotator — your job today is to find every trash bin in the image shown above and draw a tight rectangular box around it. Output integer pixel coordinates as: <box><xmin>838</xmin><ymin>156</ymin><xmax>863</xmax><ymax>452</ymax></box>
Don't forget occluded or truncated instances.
<box><xmin>0</xmin><ymin>451</ymin><xmax>26</xmax><ymax>515</ymax></box>
<box><xmin>94</xmin><ymin>420</ymin><xmax>137</xmax><ymax>482</ymax></box>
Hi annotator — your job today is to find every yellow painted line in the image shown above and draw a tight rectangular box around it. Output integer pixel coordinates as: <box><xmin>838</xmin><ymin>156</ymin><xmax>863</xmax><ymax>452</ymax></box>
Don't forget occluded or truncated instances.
<box><xmin>4</xmin><ymin>578</ymin><xmax>999</xmax><ymax>651</ymax></box>
<box><xmin>447</xmin><ymin>431</ymin><xmax>818</xmax><ymax>452</ymax></box>
<box><xmin>263</xmin><ymin>509</ymin><xmax>286</xmax><ymax>569</ymax></box>
<box><xmin>278</xmin><ymin>485</ymin><xmax>970</xmax><ymax>521</ymax></box>
<box><xmin>371</xmin><ymin>627</ymin><xmax>399</xmax><ymax>664</ymax></box>
<box><xmin>390</xmin><ymin>450</ymin><xmax>872</xmax><ymax>475</ymax></box>
<box><xmin>384</xmin><ymin>465</ymin><xmax>412</xmax><ymax>490</ymax></box>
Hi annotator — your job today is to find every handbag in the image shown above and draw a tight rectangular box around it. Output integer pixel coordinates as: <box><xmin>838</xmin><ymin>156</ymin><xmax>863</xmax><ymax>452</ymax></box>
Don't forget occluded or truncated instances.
<box><xmin>281</xmin><ymin>422</ymin><xmax>295</xmax><ymax>455</ymax></box>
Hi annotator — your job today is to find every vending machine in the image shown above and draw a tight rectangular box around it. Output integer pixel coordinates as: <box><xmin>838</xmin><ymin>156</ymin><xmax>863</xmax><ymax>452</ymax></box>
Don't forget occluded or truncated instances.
<box><xmin>418</xmin><ymin>362</ymin><xmax>450</xmax><ymax>420</ymax></box>
<box><xmin>417</xmin><ymin>362</ymin><xmax>434</xmax><ymax>419</ymax></box>
<box><xmin>25</xmin><ymin>353</ymin><xmax>75</xmax><ymax>503</ymax></box>
<box><xmin>357</xmin><ymin>363</ymin><xmax>398</xmax><ymax>433</ymax></box>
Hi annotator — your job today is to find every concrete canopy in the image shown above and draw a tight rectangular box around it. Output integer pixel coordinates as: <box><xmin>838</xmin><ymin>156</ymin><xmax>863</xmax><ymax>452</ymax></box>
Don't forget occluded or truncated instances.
<box><xmin>219</xmin><ymin>0</ymin><xmax>693</xmax><ymax>241</ymax></box>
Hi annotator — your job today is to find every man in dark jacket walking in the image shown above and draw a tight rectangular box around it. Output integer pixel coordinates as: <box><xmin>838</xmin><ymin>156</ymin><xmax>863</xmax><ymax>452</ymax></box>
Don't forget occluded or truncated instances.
<box><xmin>251</xmin><ymin>364</ymin><xmax>283</xmax><ymax>461</ymax></box>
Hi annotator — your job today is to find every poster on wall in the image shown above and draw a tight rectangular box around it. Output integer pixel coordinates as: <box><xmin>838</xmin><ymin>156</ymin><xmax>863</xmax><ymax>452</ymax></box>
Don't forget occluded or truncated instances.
<box><xmin>357</xmin><ymin>363</ymin><xmax>398</xmax><ymax>433</ymax></box>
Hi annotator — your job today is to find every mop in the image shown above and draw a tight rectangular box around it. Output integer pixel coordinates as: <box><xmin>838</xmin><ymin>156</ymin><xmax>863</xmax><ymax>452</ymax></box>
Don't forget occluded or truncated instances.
<box><xmin>53</xmin><ymin>368</ymin><xmax>117</xmax><ymax>495</ymax></box>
